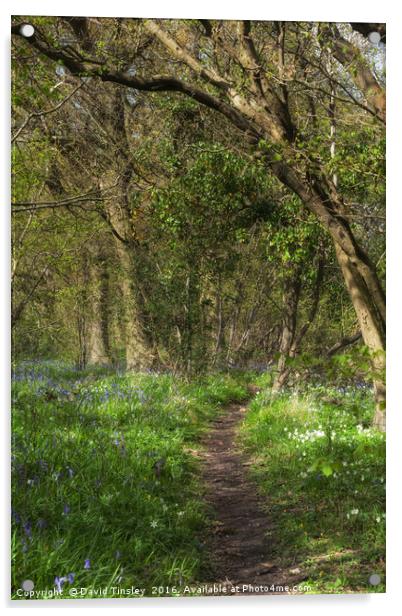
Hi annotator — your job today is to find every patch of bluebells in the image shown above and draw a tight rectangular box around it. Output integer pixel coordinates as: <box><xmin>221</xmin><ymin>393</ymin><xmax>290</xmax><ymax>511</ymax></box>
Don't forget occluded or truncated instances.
<box><xmin>13</xmin><ymin>361</ymin><xmax>155</xmax><ymax>417</ymax></box>
<box><xmin>12</xmin><ymin>359</ymin><xmax>78</xmax><ymax>382</ymax></box>
<box><xmin>12</xmin><ymin>360</ymin><xmax>219</xmax><ymax>595</ymax></box>
<box><xmin>54</xmin><ymin>573</ymin><xmax>75</xmax><ymax>592</ymax></box>
<box><xmin>79</xmin><ymin>383</ymin><xmax>148</xmax><ymax>406</ymax></box>
<box><xmin>12</xmin><ymin>359</ymin><xmax>117</xmax><ymax>381</ymax></box>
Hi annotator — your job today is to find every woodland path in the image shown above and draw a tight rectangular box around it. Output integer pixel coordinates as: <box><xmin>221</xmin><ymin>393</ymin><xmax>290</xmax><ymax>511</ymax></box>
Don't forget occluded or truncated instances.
<box><xmin>197</xmin><ymin>388</ymin><xmax>303</xmax><ymax>595</ymax></box>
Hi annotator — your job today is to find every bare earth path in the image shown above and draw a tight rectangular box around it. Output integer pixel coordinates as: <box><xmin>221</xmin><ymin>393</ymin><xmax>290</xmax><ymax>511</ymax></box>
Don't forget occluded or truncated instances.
<box><xmin>197</xmin><ymin>392</ymin><xmax>302</xmax><ymax>595</ymax></box>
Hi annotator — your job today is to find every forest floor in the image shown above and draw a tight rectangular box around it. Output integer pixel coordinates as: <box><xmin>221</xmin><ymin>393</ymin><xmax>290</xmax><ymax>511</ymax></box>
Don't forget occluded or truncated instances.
<box><xmin>11</xmin><ymin>362</ymin><xmax>385</xmax><ymax>598</ymax></box>
<box><xmin>197</xmin><ymin>388</ymin><xmax>307</xmax><ymax>595</ymax></box>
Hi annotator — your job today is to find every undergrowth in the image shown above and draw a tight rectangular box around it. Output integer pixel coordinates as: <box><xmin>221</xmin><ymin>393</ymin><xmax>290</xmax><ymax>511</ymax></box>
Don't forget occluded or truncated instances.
<box><xmin>238</xmin><ymin>375</ymin><xmax>386</xmax><ymax>594</ymax></box>
<box><xmin>11</xmin><ymin>361</ymin><xmax>248</xmax><ymax>599</ymax></box>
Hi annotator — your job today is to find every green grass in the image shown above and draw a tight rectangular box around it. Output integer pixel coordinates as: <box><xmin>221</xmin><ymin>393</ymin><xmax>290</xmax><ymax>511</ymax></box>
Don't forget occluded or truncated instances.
<box><xmin>238</xmin><ymin>377</ymin><xmax>386</xmax><ymax>594</ymax></box>
<box><xmin>11</xmin><ymin>361</ymin><xmax>386</xmax><ymax>598</ymax></box>
<box><xmin>11</xmin><ymin>361</ymin><xmax>248</xmax><ymax>600</ymax></box>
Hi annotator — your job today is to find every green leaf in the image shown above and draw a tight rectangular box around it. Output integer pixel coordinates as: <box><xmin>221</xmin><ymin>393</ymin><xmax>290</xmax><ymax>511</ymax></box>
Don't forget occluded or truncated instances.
<box><xmin>321</xmin><ymin>463</ymin><xmax>333</xmax><ymax>477</ymax></box>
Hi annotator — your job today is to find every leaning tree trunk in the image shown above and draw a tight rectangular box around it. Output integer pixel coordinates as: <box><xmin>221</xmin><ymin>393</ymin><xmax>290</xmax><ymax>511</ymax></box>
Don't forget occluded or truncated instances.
<box><xmin>87</xmin><ymin>243</ymin><xmax>111</xmax><ymax>365</ymax></box>
<box><xmin>334</xmin><ymin>243</ymin><xmax>386</xmax><ymax>430</ymax></box>
<box><xmin>272</xmin><ymin>163</ymin><xmax>386</xmax><ymax>428</ymax></box>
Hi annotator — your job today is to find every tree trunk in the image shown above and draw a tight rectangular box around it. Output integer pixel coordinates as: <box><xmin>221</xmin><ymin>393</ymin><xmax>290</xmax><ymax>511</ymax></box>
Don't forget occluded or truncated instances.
<box><xmin>76</xmin><ymin>252</ymin><xmax>90</xmax><ymax>369</ymax></box>
<box><xmin>182</xmin><ymin>268</ymin><xmax>200</xmax><ymax>373</ymax></box>
<box><xmin>115</xmin><ymin>239</ymin><xmax>153</xmax><ymax>371</ymax></box>
<box><xmin>272</xmin><ymin>162</ymin><xmax>386</xmax><ymax>331</ymax></box>
<box><xmin>271</xmin><ymin>163</ymin><xmax>386</xmax><ymax>428</ymax></box>
<box><xmin>87</xmin><ymin>244</ymin><xmax>110</xmax><ymax>365</ymax></box>
<box><xmin>212</xmin><ymin>273</ymin><xmax>226</xmax><ymax>368</ymax></box>
<box><xmin>100</xmin><ymin>168</ymin><xmax>153</xmax><ymax>371</ymax></box>
<box><xmin>334</xmin><ymin>244</ymin><xmax>386</xmax><ymax>429</ymax></box>
<box><xmin>272</xmin><ymin>264</ymin><xmax>302</xmax><ymax>392</ymax></box>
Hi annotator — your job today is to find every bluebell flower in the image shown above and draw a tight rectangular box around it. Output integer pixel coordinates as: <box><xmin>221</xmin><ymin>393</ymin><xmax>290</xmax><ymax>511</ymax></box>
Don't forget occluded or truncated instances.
<box><xmin>23</xmin><ymin>521</ymin><xmax>32</xmax><ymax>538</ymax></box>
<box><xmin>37</xmin><ymin>518</ymin><xmax>47</xmax><ymax>530</ymax></box>
<box><xmin>54</xmin><ymin>576</ymin><xmax>63</xmax><ymax>592</ymax></box>
<box><xmin>39</xmin><ymin>459</ymin><xmax>48</xmax><ymax>471</ymax></box>
<box><xmin>136</xmin><ymin>389</ymin><xmax>146</xmax><ymax>403</ymax></box>
<box><xmin>12</xmin><ymin>509</ymin><xmax>21</xmax><ymax>524</ymax></box>
<box><xmin>63</xmin><ymin>504</ymin><xmax>70</xmax><ymax>515</ymax></box>
<box><xmin>54</xmin><ymin>574</ymin><xmax>74</xmax><ymax>591</ymax></box>
<box><xmin>84</xmin><ymin>558</ymin><xmax>91</xmax><ymax>570</ymax></box>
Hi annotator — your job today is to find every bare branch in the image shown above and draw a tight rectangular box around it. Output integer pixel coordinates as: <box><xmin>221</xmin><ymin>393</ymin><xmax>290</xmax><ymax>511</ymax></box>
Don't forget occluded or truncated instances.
<box><xmin>11</xmin><ymin>22</ymin><xmax>261</xmax><ymax>142</ymax></box>
<box><xmin>326</xmin><ymin>331</ymin><xmax>362</xmax><ymax>356</ymax></box>
<box><xmin>144</xmin><ymin>19</ymin><xmax>231</xmax><ymax>91</ymax></box>
<box><xmin>12</xmin><ymin>82</ymin><xmax>84</xmax><ymax>143</ymax></box>
<box><xmin>320</xmin><ymin>24</ymin><xmax>385</xmax><ymax>122</ymax></box>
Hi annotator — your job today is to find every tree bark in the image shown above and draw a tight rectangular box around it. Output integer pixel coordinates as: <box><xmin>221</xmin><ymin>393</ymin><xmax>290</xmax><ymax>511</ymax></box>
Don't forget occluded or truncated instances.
<box><xmin>87</xmin><ymin>244</ymin><xmax>110</xmax><ymax>365</ymax></box>
<box><xmin>76</xmin><ymin>252</ymin><xmax>90</xmax><ymax>369</ymax></box>
<box><xmin>334</xmin><ymin>243</ymin><xmax>385</xmax><ymax>429</ymax></box>
<box><xmin>321</xmin><ymin>24</ymin><xmax>386</xmax><ymax>122</ymax></box>
<box><xmin>326</xmin><ymin>331</ymin><xmax>362</xmax><ymax>356</ymax></box>
<box><xmin>272</xmin><ymin>264</ymin><xmax>302</xmax><ymax>392</ymax></box>
<box><xmin>99</xmin><ymin>149</ymin><xmax>154</xmax><ymax>371</ymax></box>
<box><xmin>271</xmin><ymin>163</ymin><xmax>386</xmax><ymax>332</ymax></box>
<box><xmin>114</xmin><ymin>239</ymin><xmax>152</xmax><ymax>370</ymax></box>
<box><xmin>212</xmin><ymin>273</ymin><xmax>226</xmax><ymax>368</ymax></box>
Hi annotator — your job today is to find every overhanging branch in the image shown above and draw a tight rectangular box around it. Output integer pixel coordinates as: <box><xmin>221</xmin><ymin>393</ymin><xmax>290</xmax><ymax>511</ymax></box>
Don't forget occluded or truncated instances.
<box><xmin>11</xmin><ymin>22</ymin><xmax>260</xmax><ymax>142</ymax></box>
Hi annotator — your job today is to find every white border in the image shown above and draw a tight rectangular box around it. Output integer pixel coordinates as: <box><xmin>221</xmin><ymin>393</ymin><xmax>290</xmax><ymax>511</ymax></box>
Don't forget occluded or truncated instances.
<box><xmin>2</xmin><ymin>1</ymin><xmax>401</xmax><ymax>614</ymax></box>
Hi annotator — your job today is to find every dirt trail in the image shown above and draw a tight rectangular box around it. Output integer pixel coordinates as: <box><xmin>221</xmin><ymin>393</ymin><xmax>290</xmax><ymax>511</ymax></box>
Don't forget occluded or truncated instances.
<box><xmin>198</xmin><ymin>392</ymin><xmax>299</xmax><ymax>594</ymax></box>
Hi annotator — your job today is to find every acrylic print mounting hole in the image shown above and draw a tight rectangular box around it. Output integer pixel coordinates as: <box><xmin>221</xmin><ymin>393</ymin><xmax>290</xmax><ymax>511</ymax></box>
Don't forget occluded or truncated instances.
<box><xmin>19</xmin><ymin>23</ymin><xmax>35</xmax><ymax>38</ymax></box>
<box><xmin>368</xmin><ymin>31</ymin><xmax>381</xmax><ymax>45</ymax></box>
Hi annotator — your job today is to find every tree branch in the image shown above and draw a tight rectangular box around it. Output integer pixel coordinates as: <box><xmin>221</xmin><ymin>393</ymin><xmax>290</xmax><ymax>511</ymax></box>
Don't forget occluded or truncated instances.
<box><xmin>11</xmin><ymin>22</ymin><xmax>261</xmax><ymax>143</ymax></box>
<box><xmin>320</xmin><ymin>24</ymin><xmax>385</xmax><ymax>122</ymax></box>
<box><xmin>144</xmin><ymin>19</ymin><xmax>230</xmax><ymax>91</ymax></box>
<box><xmin>326</xmin><ymin>331</ymin><xmax>362</xmax><ymax>356</ymax></box>
<box><xmin>12</xmin><ymin>82</ymin><xmax>84</xmax><ymax>143</ymax></box>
